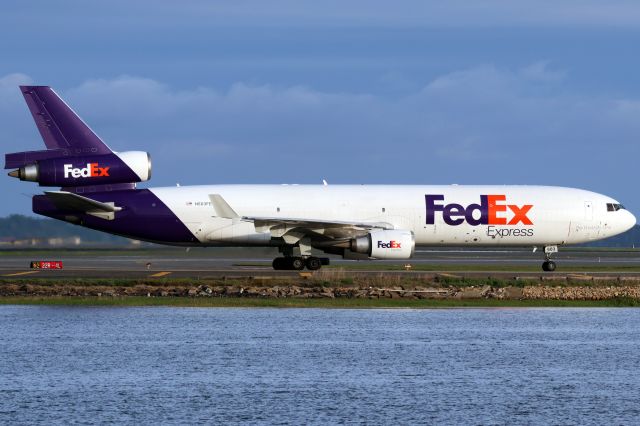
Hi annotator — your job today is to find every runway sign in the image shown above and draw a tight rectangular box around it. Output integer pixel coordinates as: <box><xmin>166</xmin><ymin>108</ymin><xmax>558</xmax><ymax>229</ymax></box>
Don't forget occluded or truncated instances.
<box><xmin>30</xmin><ymin>261</ymin><xmax>64</xmax><ymax>270</ymax></box>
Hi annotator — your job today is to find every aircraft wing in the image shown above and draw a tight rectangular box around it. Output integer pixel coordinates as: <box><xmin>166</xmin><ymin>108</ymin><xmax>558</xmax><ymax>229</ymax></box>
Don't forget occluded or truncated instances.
<box><xmin>208</xmin><ymin>193</ymin><xmax>392</xmax><ymax>241</ymax></box>
<box><xmin>44</xmin><ymin>191</ymin><xmax>122</xmax><ymax>220</ymax></box>
<box><xmin>245</xmin><ymin>216</ymin><xmax>394</xmax><ymax>241</ymax></box>
<box><xmin>245</xmin><ymin>216</ymin><xmax>393</xmax><ymax>230</ymax></box>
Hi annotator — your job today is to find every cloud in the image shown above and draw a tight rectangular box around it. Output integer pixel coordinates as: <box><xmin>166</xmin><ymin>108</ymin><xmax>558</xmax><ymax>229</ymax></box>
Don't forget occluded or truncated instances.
<box><xmin>0</xmin><ymin>73</ymin><xmax>32</xmax><ymax>91</ymax></box>
<box><xmin>62</xmin><ymin>76</ymin><xmax>381</xmax><ymax>160</ymax></box>
<box><xmin>0</xmin><ymin>73</ymin><xmax>32</xmax><ymax>109</ymax></box>
<box><xmin>2</xmin><ymin>63</ymin><xmax>640</xmax><ymax>216</ymax></box>
<box><xmin>520</xmin><ymin>62</ymin><xmax>566</xmax><ymax>83</ymax></box>
<box><xmin>4</xmin><ymin>66</ymin><xmax>636</xmax><ymax>174</ymax></box>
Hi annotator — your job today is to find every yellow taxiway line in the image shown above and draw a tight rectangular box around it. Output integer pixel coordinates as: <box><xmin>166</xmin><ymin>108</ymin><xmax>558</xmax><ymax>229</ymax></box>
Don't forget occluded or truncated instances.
<box><xmin>3</xmin><ymin>271</ymin><xmax>41</xmax><ymax>277</ymax></box>
<box><xmin>437</xmin><ymin>272</ymin><xmax>462</xmax><ymax>279</ymax></box>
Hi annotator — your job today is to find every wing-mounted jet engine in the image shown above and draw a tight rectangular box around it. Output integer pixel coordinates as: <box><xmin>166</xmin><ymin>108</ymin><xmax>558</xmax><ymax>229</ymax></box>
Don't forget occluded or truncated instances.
<box><xmin>350</xmin><ymin>230</ymin><xmax>415</xmax><ymax>259</ymax></box>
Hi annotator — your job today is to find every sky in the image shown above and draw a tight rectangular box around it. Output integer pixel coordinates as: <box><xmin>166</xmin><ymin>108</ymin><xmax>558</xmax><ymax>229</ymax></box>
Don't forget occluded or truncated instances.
<box><xmin>2</xmin><ymin>1</ymin><xmax>640</xmax><ymax>216</ymax></box>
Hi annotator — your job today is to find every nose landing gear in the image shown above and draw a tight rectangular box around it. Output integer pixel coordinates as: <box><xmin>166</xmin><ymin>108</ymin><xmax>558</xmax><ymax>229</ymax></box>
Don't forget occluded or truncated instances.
<box><xmin>541</xmin><ymin>245</ymin><xmax>558</xmax><ymax>272</ymax></box>
<box><xmin>542</xmin><ymin>260</ymin><xmax>557</xmax><ymax>272</ymax></box>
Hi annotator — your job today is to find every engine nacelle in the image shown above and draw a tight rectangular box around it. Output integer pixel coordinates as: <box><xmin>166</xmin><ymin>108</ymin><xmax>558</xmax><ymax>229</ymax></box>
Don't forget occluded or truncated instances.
<box><xmin>350</xmin><ymin>230</ymin><xmax>415</xmax><ymax>259</ymax></box>
<box><xmin>8</xmin><ymin>151</ymin><xmax>151</xmax><ymax>187</ymax></box>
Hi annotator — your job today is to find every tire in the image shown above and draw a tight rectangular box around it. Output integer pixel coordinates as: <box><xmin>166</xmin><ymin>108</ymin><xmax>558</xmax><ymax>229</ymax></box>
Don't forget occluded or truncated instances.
<box><xmin>542</xmin><ymin>261</ymin><xmax>557</xmax><ymax>272</ymax></box>
<box><xmin>306</xmin><ymin>257</ymin><xmax>322</xmax><ymax>271</ymax></box>
<box><xmin>272</xmin><ymin>257</ymin><xmax>284</xmax><ymax>270</ymax></box>
<box><xmin>291</xmin><ymin>257</ymin><xmax>305</xmax><ymax>270</ymax></box>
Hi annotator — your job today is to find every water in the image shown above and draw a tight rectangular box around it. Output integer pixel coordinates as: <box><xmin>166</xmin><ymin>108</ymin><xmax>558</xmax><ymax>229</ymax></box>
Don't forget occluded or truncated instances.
<box><xmin>1</xmin><ymin>307</ymin><xmax>639</xmax><ymax>425</ymax></box>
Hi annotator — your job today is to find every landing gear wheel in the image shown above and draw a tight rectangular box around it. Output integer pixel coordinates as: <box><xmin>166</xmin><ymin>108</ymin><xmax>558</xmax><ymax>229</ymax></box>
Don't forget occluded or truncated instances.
<box><xmin>272</xmin><ymin>257</ymin><xmax>285</xmax><ymax>270</ymax></box>
<box><xmin>542</xmin><ymin>260</ymin><xmax>556</xmax><ymax>272</ymax></box>
<box><xmin>272</xmin><ymin>256</ymin><xmax>318</xmax><ymax>271</ymax></box>
<box><xmin>291</xmin><ymin>257</ymin><xmax>305</xmax><ymax>270</ymax></box>
<box><xmin>306</xmin><ymin>257</ymin><xmax>322</xmax><ymax>271</ymax></box>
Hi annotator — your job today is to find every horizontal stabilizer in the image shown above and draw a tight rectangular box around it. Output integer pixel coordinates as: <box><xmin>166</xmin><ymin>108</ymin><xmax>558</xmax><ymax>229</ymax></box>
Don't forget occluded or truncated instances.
<box><xmin>44</xmin><ymin>191</ymin><xmax>122</xmax><ymax>220</ymax></box>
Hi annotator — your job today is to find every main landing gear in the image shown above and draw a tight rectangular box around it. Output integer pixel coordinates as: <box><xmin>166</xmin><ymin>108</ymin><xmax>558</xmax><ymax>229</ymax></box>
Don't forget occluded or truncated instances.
<box><xmin>273</xmin><ymin>240</ymin><xmax>329</xmax><ymax>271</ymax></box>
<box><xmin>541</xmin><ymin>245</ymin><xmax>558</xmax><ymax>272</ymax></box>
<box><xmin>272</xmin><ymin>256</ymin><xmax>329</xmax><ymax>271</ymax></box>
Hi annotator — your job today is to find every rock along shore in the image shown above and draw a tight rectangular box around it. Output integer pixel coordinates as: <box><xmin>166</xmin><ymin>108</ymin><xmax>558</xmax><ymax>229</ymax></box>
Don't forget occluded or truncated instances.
<box><xmin>2</xmin><ymin>280</ymin><xmax>640</xmax><ymax>301</ymax></box>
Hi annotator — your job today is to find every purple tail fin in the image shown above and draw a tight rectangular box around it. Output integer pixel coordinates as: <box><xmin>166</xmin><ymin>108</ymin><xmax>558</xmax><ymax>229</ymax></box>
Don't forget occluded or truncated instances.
<box><xmin>20</xmin><ymin>86</ymin><xmax>113</xmax><ymax>155</ymax></box>
<box><xmin>8</xmin><ymin>86</ymin><xmax>151</xmax><ymax>192</ymax></box>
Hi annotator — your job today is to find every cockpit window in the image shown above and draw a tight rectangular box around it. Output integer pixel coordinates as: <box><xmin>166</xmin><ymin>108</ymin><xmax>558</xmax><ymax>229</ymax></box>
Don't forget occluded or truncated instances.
<box><xmin>607</xmin><ymin>203</ymin><xmax>625</xmax><ymax>212</ymax></box>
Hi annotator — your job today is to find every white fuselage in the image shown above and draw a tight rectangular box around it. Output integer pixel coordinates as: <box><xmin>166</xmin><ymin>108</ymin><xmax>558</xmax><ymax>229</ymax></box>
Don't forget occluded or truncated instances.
<box><xmin>149</xmin><ymin>184</ymin><xmax>636</xmax><ymax>247</ymax></box>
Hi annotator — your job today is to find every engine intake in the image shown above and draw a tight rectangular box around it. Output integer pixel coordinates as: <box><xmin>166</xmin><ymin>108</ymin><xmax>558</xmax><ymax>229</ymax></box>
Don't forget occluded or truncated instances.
<box><xmin>350</xmin><ymin>230</ymin><xmax>415</xmax><ymax>259</ymax></box>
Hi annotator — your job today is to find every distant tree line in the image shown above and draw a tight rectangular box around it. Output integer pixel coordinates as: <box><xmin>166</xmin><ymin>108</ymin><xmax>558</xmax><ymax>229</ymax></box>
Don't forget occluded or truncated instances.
<box><xmin>580</xmin><ymin>225</ymin><xmax>640</xmax><ymax>248</ymax></box>
<box><xmin>0</xmin><ymin>214</ymin><xmax>130</xmax><ymax>244</ymax></box>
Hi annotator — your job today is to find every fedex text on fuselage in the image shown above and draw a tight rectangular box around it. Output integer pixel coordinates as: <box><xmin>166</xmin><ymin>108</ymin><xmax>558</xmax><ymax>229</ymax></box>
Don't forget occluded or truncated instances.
<box><xmin>425</xmin><ymin>194</ymin><xmax>533</xmax><ymax>226</ymax></box>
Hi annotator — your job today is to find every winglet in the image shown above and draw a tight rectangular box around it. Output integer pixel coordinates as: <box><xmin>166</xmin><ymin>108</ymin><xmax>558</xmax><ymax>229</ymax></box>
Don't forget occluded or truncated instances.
<box><xmin>209</xmin><ymin>194</ymin><xmax>239</xmax><ymax>219</ymax></box>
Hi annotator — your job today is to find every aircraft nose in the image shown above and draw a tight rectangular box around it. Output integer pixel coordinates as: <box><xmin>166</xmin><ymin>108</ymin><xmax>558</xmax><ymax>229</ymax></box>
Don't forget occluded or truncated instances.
<box><xmin>621</xmin><ymin>210</ymin><xmax>636</xmax><ymax>233</ymax></box>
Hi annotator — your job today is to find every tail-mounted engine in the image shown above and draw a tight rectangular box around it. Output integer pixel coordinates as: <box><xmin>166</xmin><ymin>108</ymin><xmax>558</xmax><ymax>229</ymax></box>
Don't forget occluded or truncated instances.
<box><xmin>7</xmin><ymin>151</ymin><xmax>151</xmax><ymax>187</ymax></box>
<box><xmin>6</xmin><ymin>86</ymin><xmax>154</xmax><ymax>189</ymax></box>
<box><xmin>350</xmin><ymin>230</ymin><xmax>415</xmax><ymax>259</ymax></box>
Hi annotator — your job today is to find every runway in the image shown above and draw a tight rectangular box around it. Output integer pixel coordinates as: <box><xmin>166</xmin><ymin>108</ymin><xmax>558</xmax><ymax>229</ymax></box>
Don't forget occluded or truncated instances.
<box><xmin>1</xmin><ymin>247</ymin><xmax>639</xmax><ymax>280</ymax></box>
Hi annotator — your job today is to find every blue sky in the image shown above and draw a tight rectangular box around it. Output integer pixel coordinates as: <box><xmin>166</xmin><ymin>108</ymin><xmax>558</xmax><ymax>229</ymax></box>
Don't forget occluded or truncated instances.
<box><xmin>2</xmin><ymin>1</ymin><xmax>640</xmax><ymax>216</ymax></box>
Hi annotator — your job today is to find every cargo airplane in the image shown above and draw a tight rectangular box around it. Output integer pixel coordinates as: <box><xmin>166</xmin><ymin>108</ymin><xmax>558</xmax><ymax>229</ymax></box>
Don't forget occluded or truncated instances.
<box><xmin>6</xmin><ymin>86</ymin><xmax>636</xmax><ymax>271</ymax></box>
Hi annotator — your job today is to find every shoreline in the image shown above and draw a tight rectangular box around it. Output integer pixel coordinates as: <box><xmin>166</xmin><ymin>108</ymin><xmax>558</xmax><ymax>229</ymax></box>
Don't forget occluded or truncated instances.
<box><xmin>2</xmin><ymin>276</ymin><xmax>640</xmax><ymax>307</ymax></box>
<box><xmin>1</xmin><ymin>296</ymin><xmax>638</xmax><ymax>308</ymax></box>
